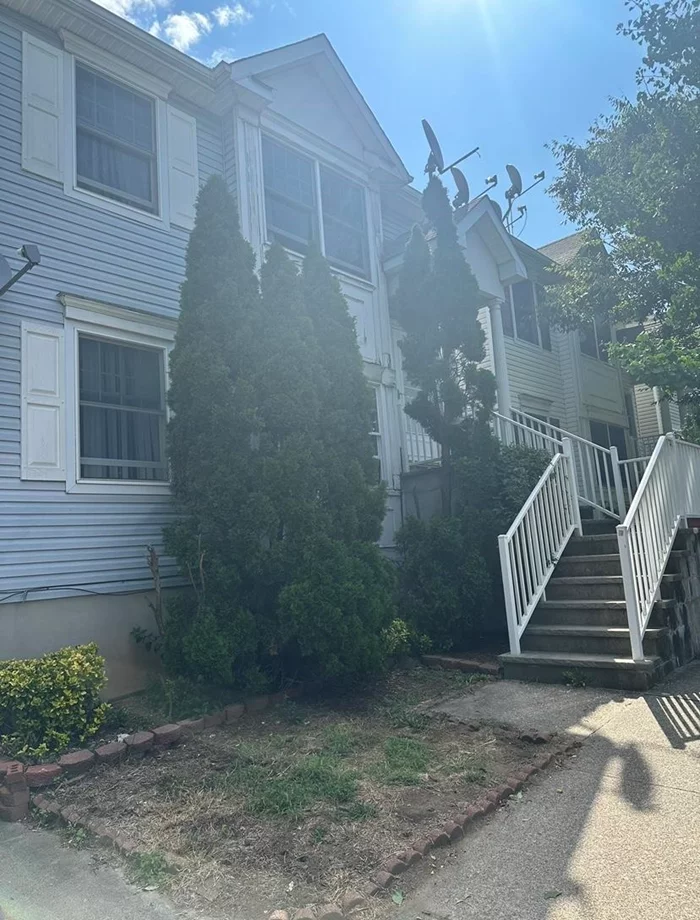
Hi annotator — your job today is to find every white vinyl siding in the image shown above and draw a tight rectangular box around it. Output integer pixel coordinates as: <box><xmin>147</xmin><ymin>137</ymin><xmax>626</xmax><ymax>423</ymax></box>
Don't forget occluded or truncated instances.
<box><xmin>20</xmin><ymin>323</ymin><xmax>65</xmax><ymax>481</ymax></box>
<box><xmin>21</xmin><ymin>33</ymin><xmax>63</xmax><ymax>182</ymax></box>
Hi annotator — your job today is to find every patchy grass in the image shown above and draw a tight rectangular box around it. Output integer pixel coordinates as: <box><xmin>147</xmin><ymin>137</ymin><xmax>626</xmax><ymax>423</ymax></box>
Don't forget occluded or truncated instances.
<box><xmin>128</xmin><ymin>851</ymin><xmax>175</xmax><ymax>890</ymax></box>
<box><xmin>44</xmin><ymin>666</ymin><xmax>554</xmax><ymax>919</ymax></box>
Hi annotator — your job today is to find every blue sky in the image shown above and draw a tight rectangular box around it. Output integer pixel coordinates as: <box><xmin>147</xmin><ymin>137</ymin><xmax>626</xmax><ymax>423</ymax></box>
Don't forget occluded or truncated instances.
<box><xmin>98</xmin><ymin>0</ymin><xmax>643</xmax><ymax>248</ymax></box>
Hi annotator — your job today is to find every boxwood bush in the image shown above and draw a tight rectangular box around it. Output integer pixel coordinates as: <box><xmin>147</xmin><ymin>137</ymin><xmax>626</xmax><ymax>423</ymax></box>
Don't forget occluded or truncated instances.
<box><xmin>0</xmin><ymin>643</ymin><xmax>109</xmax><ymax>760</ymax></box>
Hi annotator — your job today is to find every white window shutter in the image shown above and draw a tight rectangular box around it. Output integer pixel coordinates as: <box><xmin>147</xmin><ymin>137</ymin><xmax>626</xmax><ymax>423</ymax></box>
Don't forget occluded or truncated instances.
<box><xmin>21</xmin><ymin>323</ymin><xmax>66</xmax><ymax>481</ymax></box>
<box><xmin>167</xmin><ymin>105</ymin><xmax>198</xmax><ymax>230</ymax></box>
<box><xmin>21</xmin><ymin>33</ymin><xmax>64</xmax><ymax>182</ymax></box>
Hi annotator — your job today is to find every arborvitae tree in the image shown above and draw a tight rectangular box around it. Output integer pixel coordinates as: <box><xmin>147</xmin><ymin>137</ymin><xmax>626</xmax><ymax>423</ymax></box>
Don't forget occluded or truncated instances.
<box><xmin>395</xmin><ymin>175</ymin><xmax>495</xmax><ymax>514</ymax></box>
<box><xmin>164</xmin><ymin>178</ymin><xmax>395</xmax><ymax>686</ymax></box>
<box><xmin>301</xmin><ymin>245</ymin><xmax>386</xmax><ymax>543</ymax></box>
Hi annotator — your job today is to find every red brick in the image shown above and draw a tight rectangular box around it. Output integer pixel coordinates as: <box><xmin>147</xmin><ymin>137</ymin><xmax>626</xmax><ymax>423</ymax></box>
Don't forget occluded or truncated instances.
<box><xmin>25</xmin><ymin>764</ymin><xmax>62</xmax><ymax>788</ymax></box>
<box><xmin>362</xmin><ymin>881</ymin><xmax>382</xmax><ymax>898</ymax></box>
<box><xmin>203</xmin><ymin>711</ymin><xmax>225</xmax><ymax>728</ymax></box>
<box><xmin>32</xmin><ymin>793</ymin><xmax>47</xmax><ymax>809</ymax></box>
<box><xmin>292</xmin><ymin>910</ymin><xmax>316</xmax><ymax>920</ymax></box>
<box><xmin>3</xmin><ymin>762</ymin><xmax>26</xmax><ymax>787</ymax></box>
<box><xmin>316</xmin><ymin>905</ymin><xmax>342</xmax><ymax>920</ymax></box>
<box><xmin>224</xmin><ymin>704</ymin><xmax>244</xmax><ymax>723</ymax></box>
<box><xmin>383</xmin><ymin>855</ymin><xmax>407</xmax><ymax>876</ymax></box>
<box><xmin>0</xmin><ymin>802</ymin><xmax>28</xmax><ymax>822</ymax></box>
<box><xmin>496</xmin><ymin>783</ymin><xmax>513</xmax><ymax>801</ymax></box>
<box><xmin>428</xmin><ymin>828</ymin><xmax>451</xmax><ymax>847</ymax></box>
<box><xmin>151</xmin><ymin>724</ymin><xmax>182</xmax><ymax>746</ymax></box>
<box><xmin>95</xmin><ymin>741</ymin><xmax>127</xmax><ymax>765</ymax></box>
<box><xmin>534</xmin><ymin>753</ymin><xmax>553</xmax><ymax>770</ymax></box>
<box><xmin>178</xmin><ymin>717</ymin><xmax>205</xmax><ymax>735</ymax></box>
<box><xmin>412</xmin><ymin>838</ymin><xmax>432</xmax><ymax>857</ymax></box>
<box><xmin>465</xmin><ymin>804</ymin><xmax>483</xmax><ymax>821</ymax></box>
<box><xmin>372</xmin><ymin>870</ymin><xmax>395</xmax><ymax>889</ymax></box>
<box><xmin>60</xmin><ymin>805</ymin><xmax>81</xmax><ymax>824</ymax></box>
<box><xmin>269</xmin><ymin>912</ymin><xmax>290</xmax><ymax>920</ymax></box>
<box><xmin>477</xmin><ymin>797</ymin><xmax>496</xmax><ymax>815</ymax></box>
<box><xmin>342</xmin><ymin>890</ymin><xmax>367</xmax><ymax>913</ymax></box>
<box><xmin>0</xmin><ymin>760</ymin><xmax>23</xmax><ymax>779</ymax></box>
<box><xmin>506</xmin><ymin>775</ymin><xmax>524</xmax><ymax>793</ymax></box>
<box><xmin>58</xmin><ymin>750</ymin><xmax>95</xmax><ymax>775</ymax></box>
<box><xmin>402</xmin><ymin>848</ymin><xmax>423</xmax><ymax>866</ymax></box>
<box><xmin>245</xmin><ymin>695</ymin><xmax>270</xmax><ymax>714</ymax></box>
<box><xmin>0</xmin><ymin>785</ymin><xmax>29</xmax><ymax>808</ymax></box>
<box><xmin>443</xmin><ymin>820</ymin><xmax>463</xmax><ymax>842</ymax></box>
<box><xmin>125</xmin><ymin>731</ymin><xmax>154</xmax><ymax>754</ymax></box>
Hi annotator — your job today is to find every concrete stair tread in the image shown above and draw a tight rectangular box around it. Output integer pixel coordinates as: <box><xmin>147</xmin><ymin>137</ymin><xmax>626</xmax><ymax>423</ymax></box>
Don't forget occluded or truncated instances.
<box><xmin>550</xmin><ymin>573</ymin><xmax>681</xmax><ymax>584</ymax></box>
<box><xmin>563</xmin><ymin>554</ymin><xmax>621</xmax><ymax>563</ymax></box>
<box><xmin>526</xmin><ymin>625</ymin><xmax>666</xmax><ymax>638</ymax></box>
<box><xmin>499</xmin><ymin>650</ymin><xmax>660</xmax><ymax>670</ymax></box>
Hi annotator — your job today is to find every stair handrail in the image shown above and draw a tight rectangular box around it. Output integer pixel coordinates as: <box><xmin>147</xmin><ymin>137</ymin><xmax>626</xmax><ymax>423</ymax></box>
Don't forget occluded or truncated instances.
<box><xmin>493</xmin><ymin>409</ymin><xmax>627</xmax><ymax>520</ymax></box>
<box><xmin>498</xmin><ymin>438</ymin><xmax>582</xmax><ymax>655</ymax></box>
<box><xmin>617</xmin><ymin>433</ymin><xmax>700</xmax><ymax>661</ymax></box>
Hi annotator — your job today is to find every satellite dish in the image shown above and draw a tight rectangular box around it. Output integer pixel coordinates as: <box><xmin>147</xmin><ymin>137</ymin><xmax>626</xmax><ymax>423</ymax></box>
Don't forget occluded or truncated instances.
<box><xmin>450</xmin><ymin>167</ymin><xmax>470</xmax><ymax>209</ymax></box>
<box><xmin>0</xmin><ymin>256</ymin><xmax>11</xmax><ymax>291</ymax></box>
<box><xmin>505</xmin><ymin>164</ymin><xmax>523</xmax><ymax>200</ymax></box>
<box><xmin>422</xmin><ymin>119</ymin><xmax>445</xmax><ymax>174</ymax></box>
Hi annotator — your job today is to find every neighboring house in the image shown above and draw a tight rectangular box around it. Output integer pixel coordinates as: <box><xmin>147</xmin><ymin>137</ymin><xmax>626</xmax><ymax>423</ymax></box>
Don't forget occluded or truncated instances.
<box><xmin>0</xmin><ymin>0</ymin><xmax>650</xmax><ymax>693</ymax></box>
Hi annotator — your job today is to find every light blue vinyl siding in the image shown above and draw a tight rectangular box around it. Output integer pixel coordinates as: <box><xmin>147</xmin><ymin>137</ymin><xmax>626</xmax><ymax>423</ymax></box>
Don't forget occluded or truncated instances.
<box><xmin>0</xmin><ymin>13</ymin><xmax>224</xmax><ymax>601</ymax></box>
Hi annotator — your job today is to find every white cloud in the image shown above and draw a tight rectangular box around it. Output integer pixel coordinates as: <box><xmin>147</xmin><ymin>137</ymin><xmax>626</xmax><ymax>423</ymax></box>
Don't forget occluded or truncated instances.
<box><xmin>160</xmin><ymin>11</ymin><xmax>213</xmax><ymax>51</ymax></box>
<box><xmin>205</xmin><ymin>46</ymin><xmax>237</xmax><ymax>65</ymax></box>
<box><xmin>92</xmin><ymin>0</ymin><xmax>170</xmax><ymax>25</ymax></box>
<box><xmin>212</xmin><ymin>3</ymin><xmax>252</xmax><ymax>26</ymax></box>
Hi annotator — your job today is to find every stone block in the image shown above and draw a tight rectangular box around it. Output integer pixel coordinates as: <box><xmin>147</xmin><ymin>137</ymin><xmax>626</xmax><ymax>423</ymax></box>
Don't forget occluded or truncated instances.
<box><xmin>224</xmin><ymin>704</ymin><xmax>244</xmax><ymax>723</ymax></box>
<box><xmin>25</xmin><ymin>764</ymin><xmax>62</xmax><ymax>788</ymax></box>
<box><xmin>58</xmin><ymin>750</ymin><xmax>95</xmax><ymax>774</ymax></box>
<box><xmin>245</xmin><ymin>695</ymin><xmax>270</xmax><ymax>714</ymax></box>
<box><xmin>125</xmin><ymin>731</ymin><xmax>154</xmax><ymax>754</ymax></box>
<box><xmin>203</xmin><ymin>711</ymin><xmax>225</xmax><ymax>728</ymax></box>
<box><xmin>152</xmin><ymin>724</ymin><xmax>182</xmax><ymax>746</ymax></box>
<box><xmin>341</xmin><ymin>890</ymin><xmax>367</xmax><ymax>913</ymax></box>
<box><xmin>95</xmin><ymin>741</ymin><xmax>127</xmax><ymax>765</ymax></box>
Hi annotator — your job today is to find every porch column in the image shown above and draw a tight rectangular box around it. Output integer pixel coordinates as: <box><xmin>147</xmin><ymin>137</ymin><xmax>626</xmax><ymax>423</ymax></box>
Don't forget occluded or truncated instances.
<box><xmin>489</xmin><ymin>299</ymin><xmax>512</xmax><ymax>418</ymax></box>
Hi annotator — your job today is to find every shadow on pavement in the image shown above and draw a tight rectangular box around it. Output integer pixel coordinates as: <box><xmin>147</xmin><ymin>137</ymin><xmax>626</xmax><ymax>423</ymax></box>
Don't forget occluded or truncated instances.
<box><xmin>645</xmin><ymin>691</ymin><xmax>700</xmax><ymax>749</ymax></box>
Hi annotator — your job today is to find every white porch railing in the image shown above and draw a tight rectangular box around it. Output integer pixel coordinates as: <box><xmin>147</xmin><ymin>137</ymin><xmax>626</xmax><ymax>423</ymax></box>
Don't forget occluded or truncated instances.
<box><xmin>618</xmin><ymin>455</ymin><xmax>651</xmax><ymax>498</ymax></box>
<box><xmin>493</xmin><ymin>409</ymin><xmax>627</xmax><ymax>521</ymax></box>
<box><xmin>498</xmin><ymin>440</ymin><xmax>582</xmax><ymax>654</ymax></box>
<box><xmin>617</xmin><ymin>434</ymin><xmax>700</xmax><ymax>661</ymax></box>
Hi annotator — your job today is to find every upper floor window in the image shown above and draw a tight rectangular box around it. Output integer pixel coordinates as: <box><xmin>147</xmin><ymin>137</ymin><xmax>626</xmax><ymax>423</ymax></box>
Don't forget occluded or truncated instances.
<box><xmin>580</xmin><ymin>317</ymin><xmax>611</xmax><ymax>362</ymax></box>
<box><xmin>75</xmin><ymin>64</ymin><xmax>158</xmax><ymax>214</ymax></box>
<box><xmin>262</xmin><ymin>135</ymin><xmax>369</xmax><ymax>278</ymax></box>
<box><xmin>502</xmin><ymin>281</ymin><xmax>551</xmax><ymax>351</ymax></box>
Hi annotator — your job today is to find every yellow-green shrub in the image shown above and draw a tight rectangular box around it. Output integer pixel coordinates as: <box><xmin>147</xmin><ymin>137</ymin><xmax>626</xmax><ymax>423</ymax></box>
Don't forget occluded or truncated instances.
<box><xmin>0</xmin><ymin>644</ymin><xmax>110</xmax><ymax>760</ymax></box>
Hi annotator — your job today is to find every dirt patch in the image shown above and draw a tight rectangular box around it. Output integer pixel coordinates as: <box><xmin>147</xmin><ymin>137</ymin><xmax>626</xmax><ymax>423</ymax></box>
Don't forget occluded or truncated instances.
<box><xmin>43</xmin><ymin>669</ymin><xmax>558</xmax><ymax>918</ymax></box>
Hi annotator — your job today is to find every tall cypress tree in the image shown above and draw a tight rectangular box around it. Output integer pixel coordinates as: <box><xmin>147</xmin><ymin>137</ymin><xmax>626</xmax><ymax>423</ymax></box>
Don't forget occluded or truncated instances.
<box><xmin>301</xmin><ymin>246</ymin><xmax>386</xmax><ymax>543</ymax></box>
<box><xmin>396</xmin><ymin>175</ymin><xmax>495</xmax><ymax>514</ymax></box>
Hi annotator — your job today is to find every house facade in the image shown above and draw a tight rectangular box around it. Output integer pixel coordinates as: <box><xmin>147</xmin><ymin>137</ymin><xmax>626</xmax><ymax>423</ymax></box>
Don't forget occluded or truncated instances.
<box><xmin>0</xmin><ymin>0</ymin><xmax>642</xmax><ymax>693</ymax></box>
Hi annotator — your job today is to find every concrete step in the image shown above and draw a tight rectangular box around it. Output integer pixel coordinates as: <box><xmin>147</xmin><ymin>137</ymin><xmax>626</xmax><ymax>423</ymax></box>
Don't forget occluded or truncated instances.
<box><xmin>520</xmin><ymin>624</ymin><xmax>670</xmax><ymax>658</ymax></box>
<box><xmin>581</xmin><ymin>518</ymin><xmax>619</xmax><ymax>536</ymax></box>
<box><xmin>564</xmin><ymin>534</ymin><xmax>619</xmax><ymax>556</ymax></box>
<box><xmin>556</xmin><ymin>553</ymin><xmax>621</xmax><ymax>577</ymax></box>
<box><xmin>499</xmin><ymin>650</ymin><xmax>672</xmax><ymax>691</ymax></box>
<box><xmin>546</xmin><ymin>573</ymin><xmax>682</xmax><ymax>602</ymax></box>
<box><xmin>530</xmin><ymin>599</ymin><xmax>671</xmax><ymax>628</ymax></box>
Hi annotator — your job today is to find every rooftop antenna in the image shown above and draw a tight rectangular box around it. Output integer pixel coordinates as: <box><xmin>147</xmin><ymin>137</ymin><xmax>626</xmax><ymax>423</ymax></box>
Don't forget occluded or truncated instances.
<box><xmin>422</xmin><ymin>119</ymin><xmax>479</xmax><ymax>177</ymax></box>
<box><xmin>449</xmin><ymin>167</ymin><xmax>498</xmax><ymax>210</ymax></box>
<box><xmin>502</xmin><ymin>166</ymin><xmax>545</xmax><ymax>231</ymax></box>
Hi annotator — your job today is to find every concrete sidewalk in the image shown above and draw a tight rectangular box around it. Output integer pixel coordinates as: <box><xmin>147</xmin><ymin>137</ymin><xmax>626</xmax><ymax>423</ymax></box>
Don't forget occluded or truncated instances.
<box><xmin>397</xmin><ymin>663</ymin><xmax>700</xmax><ymax>920</ymax></box>
<box><xmin>0</xmin><ymin>821</ymin><xmax>181</xmax><ymax>920</ymax></box>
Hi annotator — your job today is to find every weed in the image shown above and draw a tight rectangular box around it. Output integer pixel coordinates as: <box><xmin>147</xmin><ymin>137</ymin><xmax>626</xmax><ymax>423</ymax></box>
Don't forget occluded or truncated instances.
<box><xmin>128</xmin><ymin>851</ymin><xmax>174</xmax><ymax>890</ymax></box>
<box><xmin>322</xmin><ymin>723</ymin><xmax>357</xmax><ymax>757</ymax></box>
<box><xmin>378</xmin><ymin>736</ymin><xmax>430</xmax><ymax>785</ymax></box>
<box><xmin>278</xmin><ymin>700</ymin><xmax>308</xmax><ymax>725</ymax></box>
<box><xmin>563</xmin><ymin>669</ymin><xmax>587</xmax><ymax>688</ymax></box>
<box><xmin>62</xmin><ymin>825</ymin><xmax>88</xmax><ymax>850</ymax></box>
<box><xmin>336</xmin><ymin>801</ymin><xmax>377</xmax><ymax>821</ymax></box>
<box><xmin>311</xmin><ymin>824</ymin><xmax>328</xmax><ymax>844</ymax></box>
<box><xmin>385</xmin><ymin>704</ymin><xmax>430</xmax><ymax>733</ymax></box>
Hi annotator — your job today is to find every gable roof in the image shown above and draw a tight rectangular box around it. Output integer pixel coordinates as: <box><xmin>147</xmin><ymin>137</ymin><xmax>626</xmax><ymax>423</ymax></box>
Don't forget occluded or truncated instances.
<box><xmin>538</xmin><ymin>230</ymin><xmax>587</xmax><ymax>266</ymax></box>
<box><xmin>227</xmin><ymin>35</ymin><xmax>411</xmax><ymax>184</ymax></box>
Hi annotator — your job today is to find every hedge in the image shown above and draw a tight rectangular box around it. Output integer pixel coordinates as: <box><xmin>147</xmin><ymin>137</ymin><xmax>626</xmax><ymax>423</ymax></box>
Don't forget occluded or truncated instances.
<box><xmin>0</xmin><ymin>643</ymin><xmax>109</xmax><ymax>760</ymax></box>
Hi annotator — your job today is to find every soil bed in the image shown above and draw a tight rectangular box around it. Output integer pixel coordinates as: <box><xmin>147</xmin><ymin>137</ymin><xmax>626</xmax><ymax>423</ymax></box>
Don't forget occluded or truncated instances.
<box><xmin>44</xmin><ymin>668</ymin><xmax>557</xmax><ymax>918</ymax></box>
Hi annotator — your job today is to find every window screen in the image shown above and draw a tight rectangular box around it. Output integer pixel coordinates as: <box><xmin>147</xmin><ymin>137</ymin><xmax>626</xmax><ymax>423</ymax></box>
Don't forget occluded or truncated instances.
<box><xmin>79</xmin><ymin>336</ymin><xmax>167</xmax><ymax>481</ymax></box>
<box><xmin>262</xmin><ymin>136</ymin><xmax>316</xmax><ymax>251</ymax></box>
<box><xmin>511</xmin><ymin>281</ymin><xmax>539</xmax><ymax>345</ymax></box>
<box><xmin>75</xmin><ymin>64</ymin><xmax>157</xmax><ymax>212</ymax></box>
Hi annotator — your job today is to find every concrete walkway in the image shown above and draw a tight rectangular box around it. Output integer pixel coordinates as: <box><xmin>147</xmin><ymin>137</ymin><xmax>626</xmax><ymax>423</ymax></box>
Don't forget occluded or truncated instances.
<box><xmin>398</xmin><ymin>663</ymin><xmax>700</xmax><ymax>920</ymax></box>
<box><xmin>0</xmin><ymin>821</ymin><xmax>180</xmax><ymax>920</ymax></box>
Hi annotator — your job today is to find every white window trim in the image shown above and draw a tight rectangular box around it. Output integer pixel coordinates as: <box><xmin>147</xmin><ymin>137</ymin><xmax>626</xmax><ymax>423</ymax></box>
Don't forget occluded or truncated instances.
<box><xmin>61</xmin><ymin>50</ymin><xmax>170</xmax><ymax>228</ymax></box>
<box><xmin>260</xmin><ymin>127</ymin><xmax>375</xmax><ymax>285</ymax></box>
<box><xmin>61</xmin><ymin>295</ymin><xmax>176</xmax><ymax>495</ymax></box>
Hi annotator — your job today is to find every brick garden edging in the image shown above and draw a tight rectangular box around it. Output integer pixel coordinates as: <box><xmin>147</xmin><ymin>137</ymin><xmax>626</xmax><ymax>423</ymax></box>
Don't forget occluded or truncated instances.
<box><xmin>265</xmin><ymin>736</ymin><xmax>584</xmax><ymax>920</ymax></box>
<box><xmin>0</xmin><ymin>685</ymin><xmax>305</xmax><ymax>824</ymax></box>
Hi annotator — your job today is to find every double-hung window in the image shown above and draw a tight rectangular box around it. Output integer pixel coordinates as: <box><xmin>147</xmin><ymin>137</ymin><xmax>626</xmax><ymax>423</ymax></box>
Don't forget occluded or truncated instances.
<box><xmin>78</xmin><ymin>335</ymin><xmax>167</xmax><ymax>482</ymax></box>
<box><xmin>75</xmin><ymin>64</ymin><xmax>158</xmax><ymax>213</ymax></box>
<box><xmin>261</xmin><ymin>135</ymin><xmax>369</xmax><ymax>278</ymax></box>
<box><xmin>502</xmin><ymin>281</ymin><xmax>551</xmax><ymax>350</ymax></box>
<box><xmin>580</xmin><ymin>317</ymin><xmax>611</xmax><ymax>362</ymax></box>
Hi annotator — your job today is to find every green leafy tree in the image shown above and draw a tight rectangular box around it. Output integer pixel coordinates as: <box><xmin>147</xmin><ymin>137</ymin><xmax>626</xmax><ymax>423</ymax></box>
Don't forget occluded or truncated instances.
<box><xmin>545</xmin><ymin>0</ymin><xmax>700</xmax><ymax>431</ymax></box>
<box><xmin>394</xmin><ymin>176</ymin><xmax>495</xmax><ymax>514</ymax></box>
